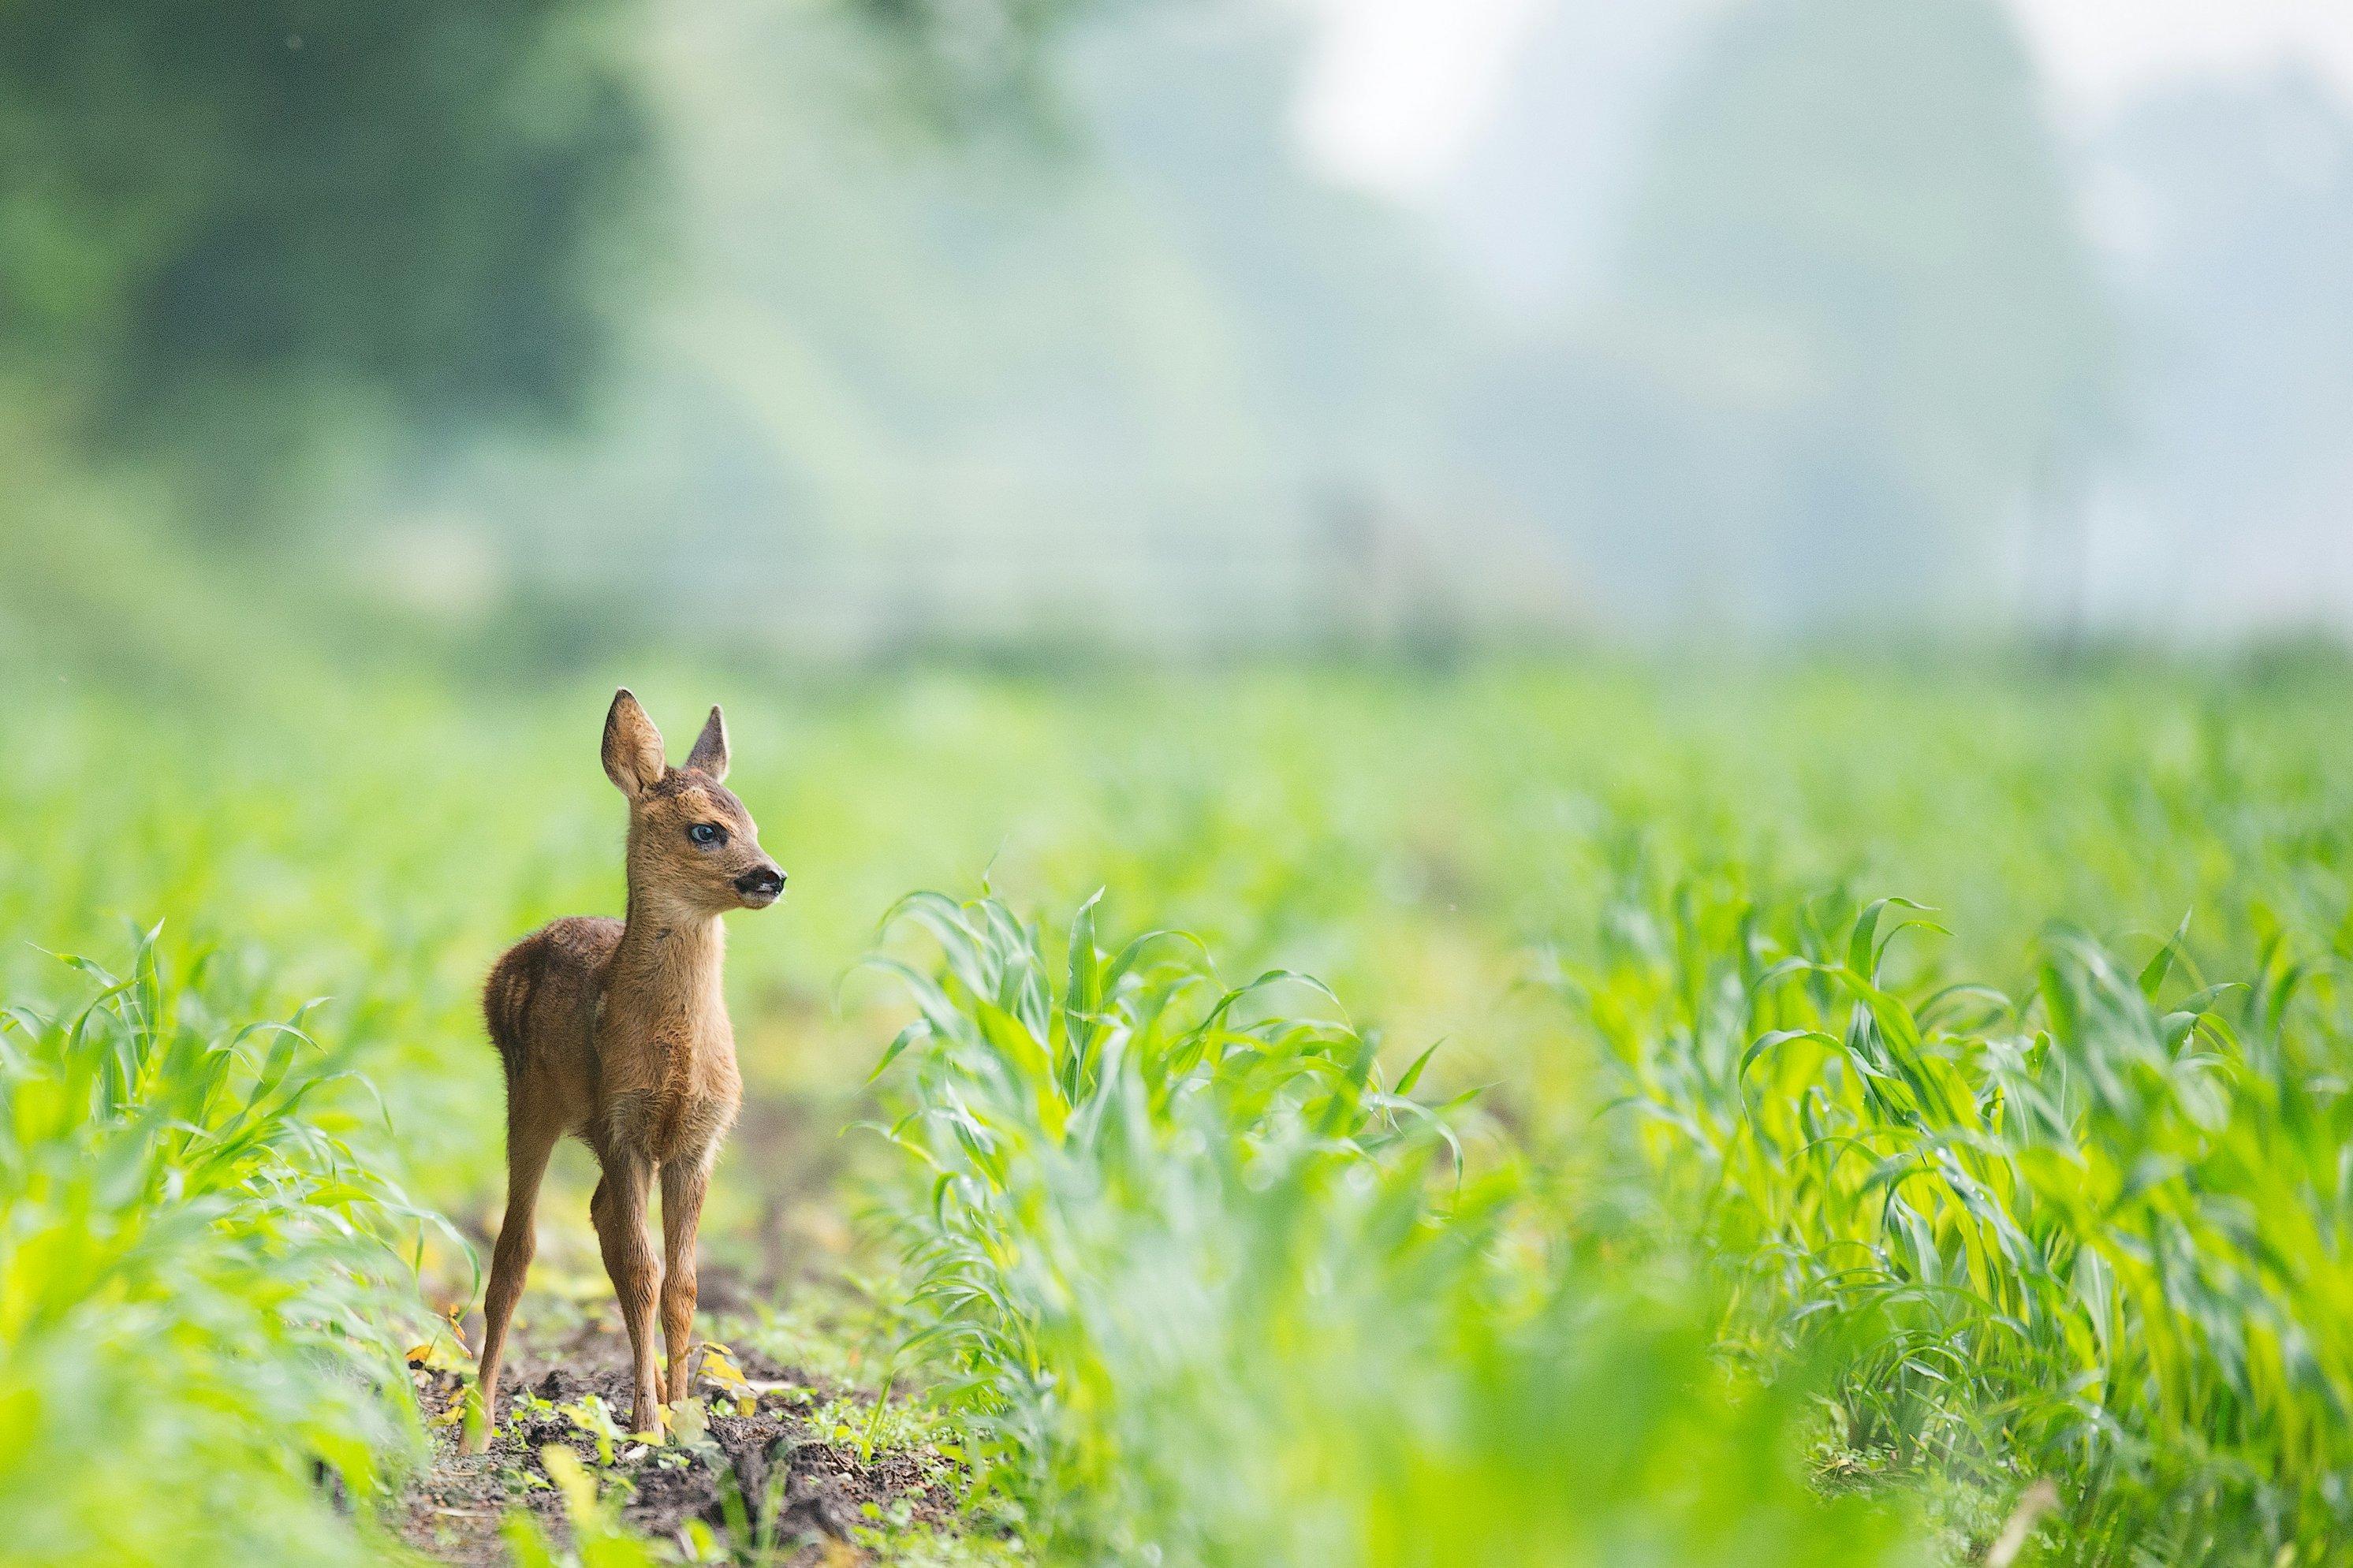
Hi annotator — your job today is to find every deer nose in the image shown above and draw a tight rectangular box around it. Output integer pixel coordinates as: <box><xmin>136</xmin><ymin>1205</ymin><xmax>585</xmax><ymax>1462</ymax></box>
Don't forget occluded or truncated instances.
<box><xmin>735</xmin><ymin>865</ymin><xmax>785</xmax><ymax>898</ymax></box>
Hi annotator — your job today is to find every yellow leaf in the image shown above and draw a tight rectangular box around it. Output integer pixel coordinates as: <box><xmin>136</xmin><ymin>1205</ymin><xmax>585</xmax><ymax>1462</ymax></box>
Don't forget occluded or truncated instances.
<box><xmin>698</xmin><ymin>1344</ymin><xmax>752</xmax><ymax>1391</ymax></box>
<box><xmin>404</xmin><ymin>1325</ymin><xmax>471</xmax><ymax>1372</ymax></box>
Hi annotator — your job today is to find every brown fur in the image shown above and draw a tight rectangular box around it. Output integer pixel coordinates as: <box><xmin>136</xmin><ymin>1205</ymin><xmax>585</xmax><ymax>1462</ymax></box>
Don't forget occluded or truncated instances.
<box><xmin>462</xmin><ymin>691</ymin><xmax>784</xmax><ymax>1449</ymax></box>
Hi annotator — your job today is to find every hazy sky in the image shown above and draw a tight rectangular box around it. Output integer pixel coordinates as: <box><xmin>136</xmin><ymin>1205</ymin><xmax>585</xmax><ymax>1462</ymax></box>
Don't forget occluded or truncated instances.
<box><xmin>1296</xmin><ymin>0</ymin><xmax>2353</xmax><ymax>196</ymax></box>
<box><xmin>1294</xmin><ymin>0</ymin><xmax>1549</xmax><ymax>192</ymax></box>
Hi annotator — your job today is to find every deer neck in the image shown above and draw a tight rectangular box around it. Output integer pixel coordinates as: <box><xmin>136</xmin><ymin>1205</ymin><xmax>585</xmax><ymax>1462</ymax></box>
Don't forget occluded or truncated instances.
<box><xmin>614</xmin><ymin>885</ymin><xmax>727</xmax><ymax>1021</ymax></box>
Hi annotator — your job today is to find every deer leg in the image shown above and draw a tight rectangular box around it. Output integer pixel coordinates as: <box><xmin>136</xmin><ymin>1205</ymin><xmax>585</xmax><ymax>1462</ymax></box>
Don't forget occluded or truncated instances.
<box><xmin>591</xmin><ymin>1151</ymin><xmax>665</xmax><ymax>1436</ymax></box>
<box><xmin>660</xmin><ymin>1158</ymin><xmax>710</xmax><ymax>1405</ymax></box>
<box><xmin>463</xmin><ymin>1100</ymin><xmax>561</xmax><ymax>1455</ymax></box>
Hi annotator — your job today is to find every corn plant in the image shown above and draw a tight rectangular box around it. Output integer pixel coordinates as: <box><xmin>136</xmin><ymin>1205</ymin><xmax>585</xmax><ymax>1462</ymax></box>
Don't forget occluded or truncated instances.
<box><xmin>865</xmin><ymin>891</ymin><xmax>1915</xmax><ymax>1566</ymax></box>
<box><xmin>1572</xmin><ymin>868</ymin><xmax>2353</xmax><ymax>1563</ymax></box>
<box><xmin>0</xmin><ymin>926</ymin><xmax>444</xmax><ymax>1566</ymax></box>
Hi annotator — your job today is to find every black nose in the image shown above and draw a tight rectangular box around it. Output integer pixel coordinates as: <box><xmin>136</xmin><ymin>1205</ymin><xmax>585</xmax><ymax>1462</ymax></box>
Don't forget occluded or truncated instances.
<box><xmin>735</xmin><ymin>866</ymin><xmax>785</xmax><ymax>896</ymax></box>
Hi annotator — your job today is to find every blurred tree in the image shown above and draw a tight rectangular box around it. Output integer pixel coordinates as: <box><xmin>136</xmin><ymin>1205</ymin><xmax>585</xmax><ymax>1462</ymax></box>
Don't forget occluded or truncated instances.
<box><xmin>0</xmin><ymin>2</ymin><xmax>646</xmax><ymax>524</ymax></box>
<box><xmin>0</xmin><ymin>0</ymin><xmax>1142</xmax><ymax>534</ymax></box>
<box><xmin>1581</xmin><ymin>0</ymin><xmax>2115</xmax><ymax>628</ymax></box>
<box><xmin>391</xmin><ymin>1</ymin><xmax>1471</xmax><ymax>658</ymax></box>
<box><xmin>847</xmin><ymin>0</ymin><xmax>1126</xmax><ymax>137</ymax></box>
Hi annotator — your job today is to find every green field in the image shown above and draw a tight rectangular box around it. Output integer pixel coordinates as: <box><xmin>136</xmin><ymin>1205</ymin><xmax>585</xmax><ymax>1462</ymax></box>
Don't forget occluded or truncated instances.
<box><xmin>6</xmin><ymin>654</ymin><xmax>2350</xmax><ymax>1565</ymax></box>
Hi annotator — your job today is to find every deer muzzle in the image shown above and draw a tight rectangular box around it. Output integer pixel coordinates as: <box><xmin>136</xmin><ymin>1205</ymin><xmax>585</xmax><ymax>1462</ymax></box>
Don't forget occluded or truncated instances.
<box><xmin>733</xmin><ymin>864</ymin><xmax>785</xmax><ymax>907</ymax></box>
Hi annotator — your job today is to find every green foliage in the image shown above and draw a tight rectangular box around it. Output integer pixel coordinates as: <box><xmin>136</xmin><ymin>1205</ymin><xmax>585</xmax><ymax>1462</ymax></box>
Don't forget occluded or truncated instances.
<box><xmin>0</xmin><ymin>1</ymin><xmax>647</xmax><ymax>495</ymax></box>
<box><xmin>502</xmin><ymin>1445</ymin><xmax>666</xmax><ymax>1567</ymax></box>
<box><xmin>6</xmin><ymin>655</ymin><xmax>2352</xmax><ymax>1564</ymax></box>
<box><xmin>0</xmin><ymin>927</ymin><xmax>439</xmax><ymax>1565</ymax></box>
<box><xmin>867</xmin><ymin>892</ymin><xmax>1915</xmax><ymax>1566</ymax></box>
<box><xmin>1576</xmin><ymin>873</ymin><xmax>2353</xmax><ymax>1562</ymax></box>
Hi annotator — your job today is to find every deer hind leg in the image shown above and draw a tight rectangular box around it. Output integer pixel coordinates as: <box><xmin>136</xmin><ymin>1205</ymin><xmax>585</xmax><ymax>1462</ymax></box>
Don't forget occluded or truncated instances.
<box><xmin>464</xmin><ymin>1097</ymin><xmax>561</xmax><ymax>1455</ymax></box>
<box><xmin>660</xmin><ymin>1157</ymin><xmax>710</xmax><ymax>1405</ymax></box>
<box><xmin>591</xmin><ymin>1149</ymin><xmax>664</xmax><ymax>1436</ymax></box>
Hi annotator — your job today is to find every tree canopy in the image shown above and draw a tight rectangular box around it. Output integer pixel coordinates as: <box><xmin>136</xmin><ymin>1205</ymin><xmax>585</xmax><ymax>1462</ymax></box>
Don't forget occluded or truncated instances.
<box><xmin>0</xmin><ymin>2</ymin><xmax>651</xmax><ymax>479</ymax></box>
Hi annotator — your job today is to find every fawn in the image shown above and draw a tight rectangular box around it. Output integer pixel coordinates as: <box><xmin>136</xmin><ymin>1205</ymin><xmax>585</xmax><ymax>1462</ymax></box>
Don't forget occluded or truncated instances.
<box><xmin>461</xmin><ymin>689</ymin><xmax>785</xmax><ymax>1452</ymax></box>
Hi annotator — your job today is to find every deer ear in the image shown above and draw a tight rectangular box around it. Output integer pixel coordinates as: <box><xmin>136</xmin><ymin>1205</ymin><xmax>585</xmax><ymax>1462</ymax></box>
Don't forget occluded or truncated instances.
<box><xmin>602</xmin><ymin>689</ymin><xmax>668</xmax><ymax>799</ymax></box>
<box><xmin>684</xmin><ymin>706</ymin><xmax>729</xmax><ymax>782</ymax></box>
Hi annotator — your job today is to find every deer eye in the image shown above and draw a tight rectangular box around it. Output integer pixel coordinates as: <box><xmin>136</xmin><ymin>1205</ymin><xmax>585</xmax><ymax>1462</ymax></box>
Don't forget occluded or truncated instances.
<box><xmin>688</xmin><ymin>822</ymin><xmax>725</xmax><ymax>847</ymax></box>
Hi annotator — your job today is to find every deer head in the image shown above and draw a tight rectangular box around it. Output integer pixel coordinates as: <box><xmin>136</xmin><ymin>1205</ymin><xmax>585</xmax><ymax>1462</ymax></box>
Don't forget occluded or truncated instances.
<box><xmin>602</xmin><ymin>689</ymin><xmax>785</xmax><ymax>914</ymax></box>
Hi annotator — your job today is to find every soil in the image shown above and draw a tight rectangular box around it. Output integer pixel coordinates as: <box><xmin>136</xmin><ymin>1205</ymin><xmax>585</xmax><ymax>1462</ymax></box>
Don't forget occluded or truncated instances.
<box><xmin>395</xmin><ymin>1317</ymin><xmax>960</xmax><ymax>1565</ymax></box>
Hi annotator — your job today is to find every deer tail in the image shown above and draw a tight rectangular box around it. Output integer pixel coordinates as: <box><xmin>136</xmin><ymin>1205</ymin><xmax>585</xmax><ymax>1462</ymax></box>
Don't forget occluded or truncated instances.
<box><xmin>482</xmin><ymin>940</ymin><xmax>540</xmax><ymax>1085</ymax></box>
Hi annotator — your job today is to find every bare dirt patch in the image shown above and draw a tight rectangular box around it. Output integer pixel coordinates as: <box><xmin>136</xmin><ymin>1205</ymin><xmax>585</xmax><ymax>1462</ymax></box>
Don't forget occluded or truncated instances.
<box><xmin>397</xmin><ymin>1318</ymin><xmax>959</xmax><ymax>1565</ymax></box>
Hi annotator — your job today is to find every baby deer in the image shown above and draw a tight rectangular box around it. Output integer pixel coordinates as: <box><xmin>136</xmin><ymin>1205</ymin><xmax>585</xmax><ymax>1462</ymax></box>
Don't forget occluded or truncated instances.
<box><xmin>461</xmin><ymin>690</ymin><xmax>785</xmax><ymax>1451</ymax></box>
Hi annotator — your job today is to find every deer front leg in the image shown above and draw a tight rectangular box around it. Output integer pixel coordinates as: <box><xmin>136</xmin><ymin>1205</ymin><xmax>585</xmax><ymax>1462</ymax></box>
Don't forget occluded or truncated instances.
<box><xmin>590</xmin><ymin>1153</ymin><xmax>665</xmax><ymax>1436</ymax></box>
<box><xmin>660</xmin><ymin>1159</ymin><xmax>710</xmax><ymax>1406</ymax></box>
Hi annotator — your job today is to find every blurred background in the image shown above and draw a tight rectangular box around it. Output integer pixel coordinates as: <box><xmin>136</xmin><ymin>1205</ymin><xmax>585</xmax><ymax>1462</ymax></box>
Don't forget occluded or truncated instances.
<box><xmin>13</xmin><ymin>9</ymin><xmax>2353</xmax><ymax>1559</ymax></box>
<box><xmin>8</xmin><ymin>0</ymin><xmax>2353</xmax><ymax>1254</ymax></box>
<box><xmin>6</xmin><ymin>0</ymin><xmax>2351</xmax><ymax>669</ymax></box>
